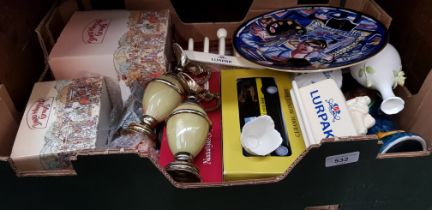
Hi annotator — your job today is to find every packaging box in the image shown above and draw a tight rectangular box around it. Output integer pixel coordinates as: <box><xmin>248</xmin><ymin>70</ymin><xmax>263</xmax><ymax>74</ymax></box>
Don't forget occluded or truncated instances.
<box><xmin>291</xmin><ymin>79</ymin><xmax>358</xmax><ymax>146</ymax></box>
<box><xmin>48</xmin><ymin>10</ymin><xmax>171</xmax><ymax>102</ymax></box>
<box><xmin>221</xmin><ymin>69</ymin><xmax>306</xmax><ymax>180</ymax></box>
<box><xmin>10</xmin><ymin>77</ymin><xmax>113</xmax><ymax>176</ymax></box>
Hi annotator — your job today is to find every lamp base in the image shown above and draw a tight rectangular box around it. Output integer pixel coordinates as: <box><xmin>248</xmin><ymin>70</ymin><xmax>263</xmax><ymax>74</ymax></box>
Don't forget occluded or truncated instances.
<box><xmin>166</xmin><ymin>153</ymin><xmax>200</xmax><ymax>182</ymax></box>
<box><xmin>127</xmin><ymin>122</ymin><xmax>156</xmax><ymax>140</ymax></box>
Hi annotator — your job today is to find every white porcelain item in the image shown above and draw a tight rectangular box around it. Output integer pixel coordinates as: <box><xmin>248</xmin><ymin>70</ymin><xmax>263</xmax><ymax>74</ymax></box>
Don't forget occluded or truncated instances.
<box><xmin>350</xmin><ymin>43</ymin><xmax>406</xmax><ymax>115</ymax></box>
<box><xmin>346</xmin><ymin>96</ymin><xmax>376</xmax><ymax>135</ymax></box>
<box><xmin>240</xmin><ymin>115</ymin><xmax>283</xmax><ymax>156</ymax></box>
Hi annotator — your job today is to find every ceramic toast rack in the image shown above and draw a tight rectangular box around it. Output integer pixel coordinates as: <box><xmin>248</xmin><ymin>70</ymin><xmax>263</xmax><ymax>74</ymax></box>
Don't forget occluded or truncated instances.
<box><xmin>175</xmin><ymin>28</ymin><xmax>262</xmax><ymax>73</ymax></box>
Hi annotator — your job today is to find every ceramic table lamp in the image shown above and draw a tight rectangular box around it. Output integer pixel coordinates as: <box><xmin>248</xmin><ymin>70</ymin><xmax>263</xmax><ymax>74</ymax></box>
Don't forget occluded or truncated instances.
<box><xmin>350</xmin><ymin>43</ymin><xmax>406</xmax><ymax>115</ymax></box>
<box><xmin>128</xmin><ymin>74</ymin><xmax>185</xmax><ymax>140</ymax></box>
<box><xmin>127</xmin><ymin>70</ymin><xmax>218</xmax><ymax>142</ymax></box>
<box><xmin>165</xmin><ymin>99</ymin><xmax>212</xmax><ymax>182</ymax></box>
<box><xmin>126</xmin><ymin>42</ymin><xmax>218</xmax><ymax>151</ymax></box>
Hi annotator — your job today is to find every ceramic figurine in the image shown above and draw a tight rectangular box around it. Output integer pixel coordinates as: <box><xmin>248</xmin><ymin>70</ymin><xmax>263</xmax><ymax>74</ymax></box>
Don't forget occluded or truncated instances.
<box><xmin>346</xmin><ymin>96</ymin><xmax>376</xmax><ymax>135</ymax></box>
<box><xmin>350</xmin><ymin>43</ymin><xmax>406</xmax><ymax>115</ymax></box>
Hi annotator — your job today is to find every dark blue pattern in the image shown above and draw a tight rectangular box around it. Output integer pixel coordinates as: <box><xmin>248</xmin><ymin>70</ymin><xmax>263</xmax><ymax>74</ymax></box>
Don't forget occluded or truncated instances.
<box><xmin>234</xmin><ymin>6</ymin><xmax>388</xmax><ymax>71</ymax></box>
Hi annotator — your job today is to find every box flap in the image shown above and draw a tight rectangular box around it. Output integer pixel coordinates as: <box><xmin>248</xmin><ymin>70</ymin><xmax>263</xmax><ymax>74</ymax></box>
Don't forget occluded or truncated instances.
<box><xmin>398</xmin><ymin>70</ymin><xmax>432</xmax><ymax>145</ymax></box>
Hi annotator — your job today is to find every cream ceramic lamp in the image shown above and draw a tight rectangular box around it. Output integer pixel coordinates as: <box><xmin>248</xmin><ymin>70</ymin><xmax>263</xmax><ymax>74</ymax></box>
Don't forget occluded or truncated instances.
<box><xmin>128</xmin><ymin>74</ymin><xmax>185</xmax><ymax>139</ymax></box>
<box><xmin>165</xmin><ymin>99</ymin><xmax>211</xmax><ymax>182</ymax></box>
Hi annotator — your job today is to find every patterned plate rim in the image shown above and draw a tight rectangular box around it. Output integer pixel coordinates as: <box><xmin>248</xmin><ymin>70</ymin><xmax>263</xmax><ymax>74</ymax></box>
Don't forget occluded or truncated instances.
<box><xmin>233</xmin><ymin>6</ymin><xmax>389</xmax><ymax>73</ymax></box>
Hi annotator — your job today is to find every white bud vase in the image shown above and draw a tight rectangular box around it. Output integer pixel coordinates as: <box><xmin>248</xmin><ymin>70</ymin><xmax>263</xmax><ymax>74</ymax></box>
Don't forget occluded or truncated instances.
<box><xmin>350</xmin><ymin>44</ymin><xmax>406</xmax><ymax>115</ymax></box>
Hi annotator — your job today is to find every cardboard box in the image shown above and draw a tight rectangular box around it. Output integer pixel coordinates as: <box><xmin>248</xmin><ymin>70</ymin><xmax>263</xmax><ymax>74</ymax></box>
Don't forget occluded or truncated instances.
<box><xmin>48</xmin><ymin>10</ymin><xmax>171</xmax><ymax>102</ymax></box>
<box><xmin>3</xmin><ymin>0</ymin><xmax>432</xmax><ymax>209</ymax></box>
<box><xmin>10</xmin><ymin>77</ymin><xmax>114</xmax><ymax>176</ymax></box>
<box><xmin>221</xmin><ymin>69</ymin><xmax>306</xmax><ymax>180</ymax></box>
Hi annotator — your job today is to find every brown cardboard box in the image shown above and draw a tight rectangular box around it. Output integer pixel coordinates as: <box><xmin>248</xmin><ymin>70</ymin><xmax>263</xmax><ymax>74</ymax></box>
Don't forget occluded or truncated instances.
<box><xmin>14</xmin><ymin>0</ymin><xmax>396</xmax><ymax>177</ymax></box>
<box><xmin>29</xmin><ymin>0</ymin><xmax>396</xmax><ymax>181</ymax></box>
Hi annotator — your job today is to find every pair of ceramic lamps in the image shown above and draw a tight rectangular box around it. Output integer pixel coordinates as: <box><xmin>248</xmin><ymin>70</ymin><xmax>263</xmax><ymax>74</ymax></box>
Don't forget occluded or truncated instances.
<box><xmin>127</xmin><ymin>61</ymin><xmax>216</xmax><ymax>182</ymax></box>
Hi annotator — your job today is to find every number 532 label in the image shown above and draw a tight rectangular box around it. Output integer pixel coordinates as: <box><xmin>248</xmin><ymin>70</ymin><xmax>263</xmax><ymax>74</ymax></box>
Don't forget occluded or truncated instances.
<box><xmin>325</xmin><ymin>151</ymin><xmax>360</xmax><ymax>167</ymax></box>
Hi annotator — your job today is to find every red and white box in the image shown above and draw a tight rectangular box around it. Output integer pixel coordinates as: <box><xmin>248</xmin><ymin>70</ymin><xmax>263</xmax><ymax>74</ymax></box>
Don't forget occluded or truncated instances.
<box><xmin>49</xmin><ymin>10</ymin><xmax>171</xmax><ymax>102</ymax></box>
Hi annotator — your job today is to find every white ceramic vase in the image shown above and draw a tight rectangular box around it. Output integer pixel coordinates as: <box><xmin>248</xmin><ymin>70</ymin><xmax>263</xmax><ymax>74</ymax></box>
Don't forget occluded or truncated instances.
<box><xmin>350</xmin><ymin>44</ymin><xmax>406</xmax><ymax>115</ymax></box>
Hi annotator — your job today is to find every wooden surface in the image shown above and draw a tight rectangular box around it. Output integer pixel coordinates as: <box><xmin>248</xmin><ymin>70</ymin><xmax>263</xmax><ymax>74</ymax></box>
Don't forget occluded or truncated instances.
<box><xmin>0</xmin><ymin>0</ymin><xmax>55</xmax><ymax>111</ymax></box>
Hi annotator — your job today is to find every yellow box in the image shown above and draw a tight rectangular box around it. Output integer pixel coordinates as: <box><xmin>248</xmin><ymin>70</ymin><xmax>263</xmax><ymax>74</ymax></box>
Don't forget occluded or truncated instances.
<box><xmin>221</xmin><ymin>69</ymin><xmax>306</xmax><ymax>181</ymax></box>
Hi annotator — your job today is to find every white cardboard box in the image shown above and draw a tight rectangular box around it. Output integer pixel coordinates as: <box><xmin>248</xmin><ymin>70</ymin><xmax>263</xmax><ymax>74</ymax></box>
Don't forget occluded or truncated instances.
<box><xmin>48</xmin><ymin>10</ymin><xmax>170</xmax><ymax>102</ymax></box>
<box><xmin>10</xmin><ymin>77</ymin><xmax>113</xmax><ymax>175</ymax></box>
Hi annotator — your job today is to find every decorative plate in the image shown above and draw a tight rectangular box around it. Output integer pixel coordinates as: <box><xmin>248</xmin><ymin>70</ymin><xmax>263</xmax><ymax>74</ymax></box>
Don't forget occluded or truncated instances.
<box><xmin>233</xmin><ymin>6</ymin><xmax>388</xmax><ymax>72</ymax></box>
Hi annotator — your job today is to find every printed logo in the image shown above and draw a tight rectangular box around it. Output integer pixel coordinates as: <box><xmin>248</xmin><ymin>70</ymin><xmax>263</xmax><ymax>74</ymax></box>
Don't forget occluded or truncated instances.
<box><xmin>326</xmin><ymin>98</ymin><xmax>341</xmax><ymax>122</ymax></box>
<box><xmin>26</xmin><ymin>98</ymin><xmax>54</xmax><ymax>129</ymax></box>
<box><xmin>83</xmin><ymin>18</ymin><xmax>111</xmax><ymax>44</ymax></box>
<box><xmin>310</xmin><ymin>89</ymin><xmax>334</xmax><ymax>138</ymax></box>
<box><xmin>202</xmin><ymin>133</ymin><xmax>213</xmax><ymax>165</ymax></box>
<box><xmin>210</xmin><ymin>55</ymin><xmax>233</xmax><ymax>64</ymax></box>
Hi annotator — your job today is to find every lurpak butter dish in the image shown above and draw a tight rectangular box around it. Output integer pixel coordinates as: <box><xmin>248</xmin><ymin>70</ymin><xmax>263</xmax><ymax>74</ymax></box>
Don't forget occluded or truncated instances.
<box><xmin>290</xmin><ymin>79</ymin><xmax>358</xmax><ymax>146</ymax></box>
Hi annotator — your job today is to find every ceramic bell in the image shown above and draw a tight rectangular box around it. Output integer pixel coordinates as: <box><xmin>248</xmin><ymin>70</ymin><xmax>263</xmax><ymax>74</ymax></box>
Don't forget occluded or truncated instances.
<box><xmin>350</xmin><ymin>43</ymin><xmax>406</xmax><ymax>115</ymax></box>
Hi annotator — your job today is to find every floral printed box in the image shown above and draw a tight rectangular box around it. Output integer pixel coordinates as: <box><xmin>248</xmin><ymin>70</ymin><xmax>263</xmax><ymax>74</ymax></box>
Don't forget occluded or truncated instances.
<box><xmin>48</xmin><ymin>10</ymin><xmax>170</xmax><ymax>102</ymax></box>
<box><xmin>10</xmin><ymin>77</ymin><xmax>113</xmax><ymax>176</ymax></box>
